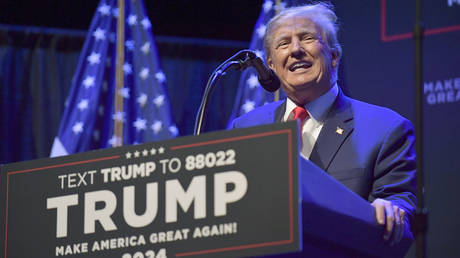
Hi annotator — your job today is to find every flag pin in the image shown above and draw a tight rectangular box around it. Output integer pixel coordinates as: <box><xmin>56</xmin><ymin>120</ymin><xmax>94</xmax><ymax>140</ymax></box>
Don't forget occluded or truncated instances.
<box><xmin>336</xmin><ymin>126</ymin><xmax>344</xmax><ymax>135</ymax></box>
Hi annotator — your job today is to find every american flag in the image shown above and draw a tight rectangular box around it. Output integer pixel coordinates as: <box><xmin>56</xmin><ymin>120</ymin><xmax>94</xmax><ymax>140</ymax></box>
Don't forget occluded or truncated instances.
<box><xmin>51</xmin><ymin>0</ymin><xmax>178</xmax><ymax>157</ymax></box>
<box><xmin>227</xmin><ymin>0</ymin><xmax>302</xmax><ymax>125</ymax></box>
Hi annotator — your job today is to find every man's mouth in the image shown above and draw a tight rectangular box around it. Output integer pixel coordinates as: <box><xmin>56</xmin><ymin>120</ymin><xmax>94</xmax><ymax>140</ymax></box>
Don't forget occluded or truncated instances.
<box><xmin>288</xmin><ymin>61</ymin><xmax>312</xmax><ymax>72</ymax></box>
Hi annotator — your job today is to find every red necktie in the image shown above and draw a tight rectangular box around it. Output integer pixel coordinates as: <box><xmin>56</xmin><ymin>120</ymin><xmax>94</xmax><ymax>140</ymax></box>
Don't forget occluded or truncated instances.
<box><xmin>293</xmin><ymin>106</ymin><xmax>309</xmax><ymax>121</ymax></box>
<box><xmin>293</xmin><ymin>106</ymin><xmax>309</xmax><ymax>157</ymax></box>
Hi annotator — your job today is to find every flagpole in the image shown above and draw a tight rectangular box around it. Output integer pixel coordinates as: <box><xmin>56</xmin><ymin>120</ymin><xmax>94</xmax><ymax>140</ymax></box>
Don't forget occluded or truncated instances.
<box><xmin>114</xmin><ymin>0</ymin><xmax>125</xmax><ymax>147</ymax></box>
<box><xmin>414</xmin><ymin>0</ymin><xmax>427</xmax><ymax>257</ymax></box>
<box><xmin>274</xmin><ymin>0</ymin><xmax>282</xmax><ymax>102</ymax></box>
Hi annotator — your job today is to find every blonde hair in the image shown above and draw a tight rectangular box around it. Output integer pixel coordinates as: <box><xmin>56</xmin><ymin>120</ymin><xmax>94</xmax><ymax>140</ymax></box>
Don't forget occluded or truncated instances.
<box><xmin>264</xmin><ymin>2</ymin><xmax>342</xmax><ymax>81</ymax></box>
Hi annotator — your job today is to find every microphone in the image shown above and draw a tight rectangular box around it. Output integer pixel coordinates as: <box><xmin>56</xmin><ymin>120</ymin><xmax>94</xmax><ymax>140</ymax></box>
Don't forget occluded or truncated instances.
<box><xmin>194</xmin><ymin>49</ymin><xmax>280</xmax><ymax>135</ymax></box>
<box><xmin>245</xmin><ymin>51</ymin><xmax>280</xmax><ymax>92</ymax></box>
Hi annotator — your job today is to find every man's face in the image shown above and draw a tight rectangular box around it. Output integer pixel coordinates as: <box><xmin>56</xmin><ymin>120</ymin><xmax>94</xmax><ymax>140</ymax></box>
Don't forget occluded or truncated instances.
<box><xmin>267</xmin><ymin>16</ymin><xmax>338</xmax><ymax>105</ymax></box>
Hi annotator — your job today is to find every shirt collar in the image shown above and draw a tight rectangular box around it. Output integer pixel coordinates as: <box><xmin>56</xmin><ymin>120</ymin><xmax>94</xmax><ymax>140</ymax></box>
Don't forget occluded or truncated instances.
<box><xmin>283</xmin><ymin>83</ymin><xmax>339</xmax><ymax>123</ymax></box>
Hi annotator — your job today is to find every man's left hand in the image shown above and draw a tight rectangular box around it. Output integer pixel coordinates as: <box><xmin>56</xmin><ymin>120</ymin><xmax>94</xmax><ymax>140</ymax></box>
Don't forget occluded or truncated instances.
<box><xmin>371</xmin><ymin>198</ymin><xmax>406</xmax><ymax>245</ymax></box>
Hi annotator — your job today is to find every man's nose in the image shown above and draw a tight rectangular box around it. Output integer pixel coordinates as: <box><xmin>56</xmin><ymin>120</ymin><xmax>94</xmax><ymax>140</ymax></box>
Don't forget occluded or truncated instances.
<box><xmin>289</xmin><ymin>38</ymin><xmax>305</xmax><ymax>57</ymax></box>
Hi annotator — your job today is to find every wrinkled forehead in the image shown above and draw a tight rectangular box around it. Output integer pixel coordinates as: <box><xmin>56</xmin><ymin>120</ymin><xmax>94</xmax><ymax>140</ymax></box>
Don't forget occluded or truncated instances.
<box><xmin>270</xmin><ymin>16</ymin><xmax>319</xmax><ymax>38</ymax></box>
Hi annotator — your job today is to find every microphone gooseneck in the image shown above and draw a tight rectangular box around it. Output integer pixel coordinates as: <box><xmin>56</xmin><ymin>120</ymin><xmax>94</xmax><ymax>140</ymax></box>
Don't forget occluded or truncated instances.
<box><xmin>193</xmin><ymin>50</ymin><xmax>281</xmax><ymax>135</ymax></box>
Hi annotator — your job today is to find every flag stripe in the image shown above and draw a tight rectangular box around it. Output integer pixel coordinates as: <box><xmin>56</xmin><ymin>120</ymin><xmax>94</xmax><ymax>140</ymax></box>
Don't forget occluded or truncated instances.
<box><xmin>227</xmin><ymin>0</ymin><xmax>302</xmax><ymax>126</ymax></box>
<box><xmin>51</xmin><ymin>0</ymin><xmax>178</xmax><ymax>157</ymax></box>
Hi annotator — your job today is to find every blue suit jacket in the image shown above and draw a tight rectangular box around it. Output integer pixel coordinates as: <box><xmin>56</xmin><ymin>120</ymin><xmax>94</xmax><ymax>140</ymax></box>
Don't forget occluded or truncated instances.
<box><xmin>230</xmin><ymin>91</ymin><xmax>417</xmax><ymax>257</ymax></box>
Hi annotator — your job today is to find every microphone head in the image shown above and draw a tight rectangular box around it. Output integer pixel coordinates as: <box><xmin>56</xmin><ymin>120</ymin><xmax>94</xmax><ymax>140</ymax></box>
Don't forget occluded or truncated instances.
<box><xmin>258</xmin><ymin>69</ymin><xmax>281</xmax><ymax>92</ymax></box>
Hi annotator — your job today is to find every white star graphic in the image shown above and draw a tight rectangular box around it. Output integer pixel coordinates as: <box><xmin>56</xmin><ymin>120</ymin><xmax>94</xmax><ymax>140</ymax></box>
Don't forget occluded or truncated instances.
<box><xmin>77</xmin><ymin>99</ymin><xmax>89</xmax><ymax>111</ymax></box>
<box><xmin>123</xmin><ymin>63</ymin><xmax>132</xmax><ymax>75</ymax></box>
<box><xmin>134</xmin><ymin>151</ymin><xmax>140</xmax><ymax>157</ymax></box>
<box><xmin>155</xmin><ymin>71</ymin><xmax>166</xmax><ymax>83</ymax></box>
<box><xmin>112</xmin><ymin>8</ymin><xmax>119</xmax><ymax>18</ymax></box>
<box><xmin>256</xmin><ymin>24</ymin><xmax>267</xmax><ymax>38</ymax></box>
<box><xmin>118</xmin><ymin>87</ymin><xmax>130</xmax><ymax>99</ymax></box>
<box><xmin>254</xmin><ymin>49</ymin><xmax>264</xmax><ymax>58</ymax></box>
<box><xmin>125</xmin><ymin>40</ymin><xmax>135</xmax><ymax>51</ymax></box>
<box><xmin>153</xmin><ymin>95</ymin><xmax>165</xmax><ymax>107</ymax></box>
<box><xmin>263</xmin><ymin>0</ymin><xmax>273</xmax><ymax>13</ymax></box>
<box><xmin>127</xmin><ymin>14</ymin><xmax>138</xmax><ymax>26</ymax></box>
<box><xmin>93</xmin><ymin>28</ymin><xmax>106</xmax><ymax>41</ymax></box>
<box><xmin>83</xmin><ymin>76</ymin><xmax>95</xmax><ymax>89</ymax></box>
<box><xmin>169</xmin><ymin>126</ymin><xmax>179</xmax><ymax>137</ymax></box>
<box><xmin>150</xmin><ymin>148</ymin><xmax>157</xmax><ymax>155</ymax></box>
<box><xmin>139</xmin><ymin>67</ymin><xmax>150</xmax><ymax>80</ymax></box>
<box><xmin>133</xmin><ymin>118</ymin><xmax>147</xmax><ymax>131</ymax></box>
<box><xmin>72</xmin><ymin>122</ymin><xmax>83</xmax><ymax>134</ymax></box>
<box><xmin>137</xmin><ymin>93</ymin><xmax>148</xmax><ymax>107</ymax></box>
<box><xmin>142</xmin><ymin>149</ymin><xmax>149</xmax><ymax>156</ymax></box>
<box><xmin>151</xmin><ymin>120</ymin><xmax>163</xmax><ymax>134</ymax></box>
<box><xmin>126</xmin><ymin>152</ymin><xmax>132</xmax><ymax>159</ymax></box>
<box><xmin>112</xmin><ymin>111</ymin><xmax>125</xmax><ymax>122</ymax></box>
<box><xmin>247</xmin><ymin>74</ymin><xmax>259</xmax><ymax>89</ymax></box>
<box><xmin>87</xmin><ymin>52</ymin><xmax>101</xmax><ymax>65</ymax></box>
<box><xmin>108</xmin><ymin>135</ymin><xmax>121</xmax><ymax>147</ymax></box>
<box><xmin>141</xmin><ymin>42</ymin><xmax>150</xmax><ymax>55</ymax></box>
<box><xmin>141</xmin><ymin>18</ymin><xmax>151</xmax><ymax>29</ymax></box>
<box><xmin>158</xmin><ymin>147</ymin><xmax>165</xmax><ymax>154</ymax></box>
<box><xmin>242</xmin><ymin>100</ymin><xmax>256</xmax><ymax>113</ymax></box>
<box><xmin>98</xmin><ymin>4</ymin><xmax>111</xmax><ymax>16</ymax></box>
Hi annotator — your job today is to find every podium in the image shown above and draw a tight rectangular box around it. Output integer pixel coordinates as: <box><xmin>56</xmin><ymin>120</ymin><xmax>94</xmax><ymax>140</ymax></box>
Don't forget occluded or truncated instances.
<box><xmin>0</xmin><ymin>122</ymin><xmax>412</xmax><ymax>257</ymax></box>
<box><xmin>297</xmin><ymin>156</ymin><xmax>413</xmax><ymax>258</ymax></box>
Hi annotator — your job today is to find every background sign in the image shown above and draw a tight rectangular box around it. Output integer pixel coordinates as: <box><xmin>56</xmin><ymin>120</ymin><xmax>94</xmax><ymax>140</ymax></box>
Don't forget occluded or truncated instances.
<box><xmin>0</xmin><ymin>122</ymin><xmax>300</xmax><ymax>258</ymax></box>
<box><xmin>333</xmin><ymin>1</ymin><xmax>460</xmax><ymax>256</ymax></box>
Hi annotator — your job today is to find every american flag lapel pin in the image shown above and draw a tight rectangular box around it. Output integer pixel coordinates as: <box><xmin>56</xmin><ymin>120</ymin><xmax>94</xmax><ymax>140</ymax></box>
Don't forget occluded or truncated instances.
<box><xmin>336</xmin><ymin>126</ymin><xmax>344</xmax><ymax>135</ymax></box>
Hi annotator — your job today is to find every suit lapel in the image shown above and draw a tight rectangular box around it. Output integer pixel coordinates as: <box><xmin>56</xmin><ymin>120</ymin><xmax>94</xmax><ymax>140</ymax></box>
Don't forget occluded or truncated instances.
<box><xmin>274</xmin><ymin>100</ymin><xmax>287</xmax><ymax>122</ymax></box>
<box><xmin>309</xmin><ymin>91</ymin><xmax>354</xmax><ymax>171</ymax></box>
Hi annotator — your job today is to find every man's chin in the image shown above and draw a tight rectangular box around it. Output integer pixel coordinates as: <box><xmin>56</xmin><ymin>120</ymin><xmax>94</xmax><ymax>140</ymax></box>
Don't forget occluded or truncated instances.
<box><xmin>283</xmin><ymin>82</ymin><xmax>316</xmax><ymax>92</ymax></box>
<box><xmin>282</xmin><ymin>81</ymin><xmax>330</xmax><ymax>103</ymax></box>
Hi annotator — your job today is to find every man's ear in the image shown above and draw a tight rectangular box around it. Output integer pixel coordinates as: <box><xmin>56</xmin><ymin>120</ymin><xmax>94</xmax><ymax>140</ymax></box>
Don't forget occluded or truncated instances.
<box><xmin>267</xmin><ymin>56</ymin><xmax>275</xmax><ymax>70</ymax></box>
<box><xmin>331</xmin><ymin>48</ymin><xmax>340</xmax><ymax>68</ymax></box>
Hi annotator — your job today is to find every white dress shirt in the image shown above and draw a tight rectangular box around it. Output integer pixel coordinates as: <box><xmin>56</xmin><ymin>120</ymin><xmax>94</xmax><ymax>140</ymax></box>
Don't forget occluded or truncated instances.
<box><xmin>283</xmin><ymin>84</ymin><xmax>339</xmax><ymax>159</ymax></box>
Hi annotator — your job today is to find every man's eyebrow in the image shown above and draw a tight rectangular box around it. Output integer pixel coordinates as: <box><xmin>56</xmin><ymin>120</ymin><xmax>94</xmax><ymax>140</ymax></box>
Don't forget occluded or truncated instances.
<box><xmin>297</xmin><ymin>29</ymin><xmax>316</xmax><ymax>36</ymax></box>
<box><xmin>273</xmin><ymin>30</ymin><xmax>316</xmax><ymax>42</ymax></box>
<box><xmin>273</xmin><ymin>34</ymin><xmax>290</xmax><ymax>42</ymax></box>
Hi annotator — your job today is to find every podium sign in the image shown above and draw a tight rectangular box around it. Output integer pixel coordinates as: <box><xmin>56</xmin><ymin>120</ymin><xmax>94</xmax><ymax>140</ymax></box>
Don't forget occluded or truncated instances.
<box><xmin>0</xmin><ymin>122</ymin><xmax>300</xmax><ymax>258</ymax></box>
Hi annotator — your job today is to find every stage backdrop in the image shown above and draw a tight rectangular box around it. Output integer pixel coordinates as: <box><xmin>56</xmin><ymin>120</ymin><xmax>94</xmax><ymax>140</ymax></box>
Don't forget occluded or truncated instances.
<box><xmin>1</xmin><ymin>0</ymin><xmax>460</xmax><ymax>257</ymax></box>
<box><xmin>0</xmin><ymin>27</ymin><xmax>245</xmax><ymax>163</ymax></box>
<box><xmin>332</xmin><ymin>1</ymin><xmax>460</xmax><ymax>257</ymax></box>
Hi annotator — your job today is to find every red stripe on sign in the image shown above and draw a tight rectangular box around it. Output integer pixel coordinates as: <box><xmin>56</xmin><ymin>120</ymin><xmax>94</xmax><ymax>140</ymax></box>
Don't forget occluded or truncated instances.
<box><xmin>425</xmin><ymin>24</ymin><xmax>460</xmax><ymax>36</ymax></box>
<box><xmin>381</xmin><ymin>0</ymin><xmax>460</xmax><ymax>42</ymax></box>
<box><xmin>4</xmin><ymin>175</ymin><xmax>10</xmax><ymax>258</ymax></box>
<box><xmin>175</xmin><ymin>239</ymin><xmax>293</xmax><ymax>257</ymax></box>
<box><xmin>172</xmin><ymin>129</ymin><xmax>296</xmax><ymax>257</ymax></box>
<box><xmin>171</xmin><ymin>129</ymin><xmax>291</xmax><ymax>150</ymax></box>
<box><xmin>3</xmin><ymin>155</ymin><xmax>120</xmax><ymax>258</ymax></box>
<box><xmin>7</xmin><ymin>155</ymin><xmax>120</xmax><ymax>175</ymax></box>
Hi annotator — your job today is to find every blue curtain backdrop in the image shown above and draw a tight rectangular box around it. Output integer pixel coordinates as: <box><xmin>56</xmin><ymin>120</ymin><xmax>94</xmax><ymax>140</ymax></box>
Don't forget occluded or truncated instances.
<box><xmin>0</xmin><ymin>26</ymin><xmax>246</xmax><ymax>164</ymax></box>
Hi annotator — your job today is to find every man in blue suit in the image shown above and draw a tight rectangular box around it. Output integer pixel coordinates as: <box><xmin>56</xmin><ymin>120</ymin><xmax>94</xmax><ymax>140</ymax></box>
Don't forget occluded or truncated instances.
<box><xmin>230</xmin><ymin>2</ymin><xmax>416</xmax><ymax>252</ymax></box>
